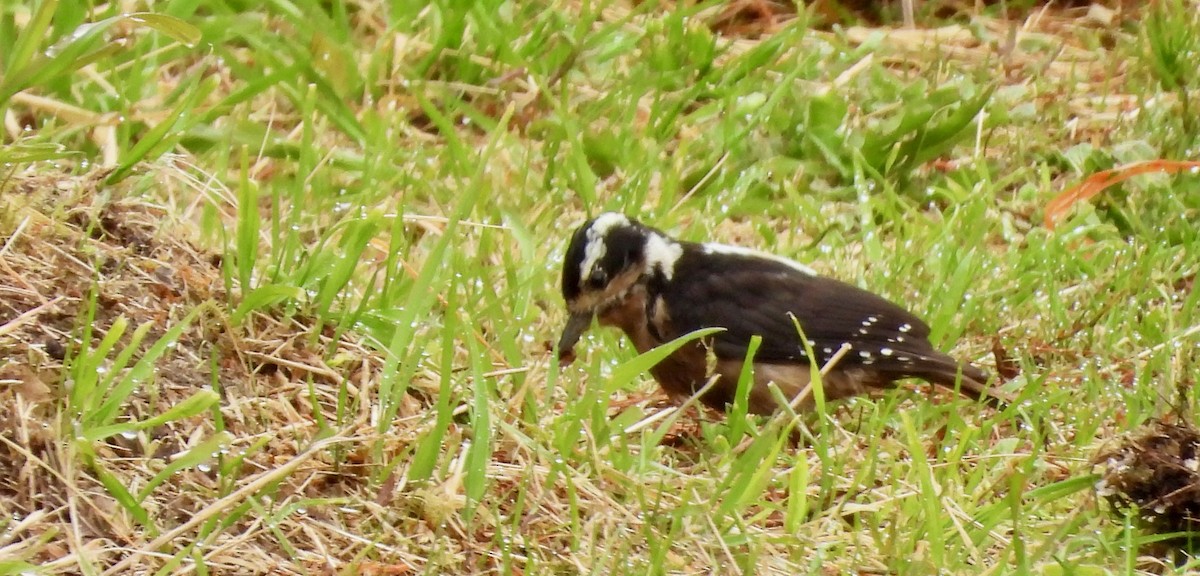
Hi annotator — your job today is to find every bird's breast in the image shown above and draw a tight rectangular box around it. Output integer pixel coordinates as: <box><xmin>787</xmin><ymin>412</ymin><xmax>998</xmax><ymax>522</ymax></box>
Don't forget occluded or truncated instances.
<box><xmin>596</xmin><ymin>287</ymin><xmax>660</xmax><ymax>352</ymax></box>
<box><xmin>595</xmin><ymin>287</ymin><xmax>710</xmax><ymax>400</ymax></box>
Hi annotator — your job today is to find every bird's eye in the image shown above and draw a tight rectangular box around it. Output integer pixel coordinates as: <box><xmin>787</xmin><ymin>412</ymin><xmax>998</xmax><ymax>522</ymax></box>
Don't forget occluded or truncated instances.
<box><xmin>588</xmin><ymin>270</ymin><xmax>608</xmax><ymax>288</ymax></box>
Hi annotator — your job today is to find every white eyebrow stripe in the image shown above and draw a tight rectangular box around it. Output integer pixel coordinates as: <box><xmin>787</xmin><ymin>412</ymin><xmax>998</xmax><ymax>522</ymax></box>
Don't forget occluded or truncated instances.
<box><xmin>578</xmin><ymin>213</ymin><xmax>631</xmax><ymax>281</ymax></box>
<box><xmin>591</xmin><ymin>212</ymin><xmax>630</xmax><ymax>236</ymax></box>
<box><xmin>700</xmin><ymin>243</ymin><xmax>817</xmax><ymax>276</ymax></box>
<box><xmin>645</xmin><ymin>233</ymin><xmax>683</xmax><ymax>280</ymax></box>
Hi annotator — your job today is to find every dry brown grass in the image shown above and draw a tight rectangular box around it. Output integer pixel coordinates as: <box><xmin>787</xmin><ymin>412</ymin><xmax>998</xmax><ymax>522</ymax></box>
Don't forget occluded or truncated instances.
<box><xmin>0</xmin><ymin>164</ymin><xmax>408</xmax><ymax>573</ymax></box>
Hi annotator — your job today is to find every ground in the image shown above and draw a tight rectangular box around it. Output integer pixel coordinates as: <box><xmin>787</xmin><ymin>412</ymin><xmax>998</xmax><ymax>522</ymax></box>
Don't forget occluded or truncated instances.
<box><xmin>2</xmin><ymin>0</ymin><xmax>1200</xmax><ymax>574</ymax></box>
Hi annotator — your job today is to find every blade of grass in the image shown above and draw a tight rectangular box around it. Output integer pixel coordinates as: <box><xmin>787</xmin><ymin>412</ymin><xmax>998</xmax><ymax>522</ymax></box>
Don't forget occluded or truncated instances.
<box><xmin>900</xmin><ymin>410</ymin><xmax>945</xmax><ymax>567</ymax></box>
<box><xmin>138</xmin><ymin>432</ymin><xmax>233</xmax><ymax>502</ymax></box>
<box><xmin>313</xmin><ymin>215</ymin><xmax>383</xmax><ymax>319</ymax></box>
<box><xmin>84</xmin><ymin>389</ymin><xmax>220</xmax><ymax>442</ymax></box>
<box><xmin>409</xmin><ymin>278</ymin><xmax>461</xmax><ymax>483</ymax></box>
<box><xmin>234</xmin><ymin>146</ymin><xmax>258</xmax><ymax>295</ymax></box>
<box><xmin>92</xmin><ymin>320</ymin><xmax>154</xmax><ymax>421</ymax></box>
<box><xmin>462</xmin><ymin>329</ymin><xmax>491</xmax><ymax>522</ymax></box>
<box><xmin>75</xmin><ymin>441</ymin><xmax>154</xmax><ymax>531</ymax></box>
<box><xmin>90</xmin><ymin>306</ymin><xmax>204</xmax><ymax>429</ymax></box>
<box><xmin>715</xmin><ymin>429</ymin><xmax>786</xmax><ymax>520</ymax></box>
<box><xmin>106</xmin><ymin>74</ymin><xmax>217</xmax><ymax>184</ymax></box>
<box><xmin>0</xmin><ymin>11</ymin><xmax>199</xmax><ymax>106</ymax></box>
<box><xmin>229</xmin><ymin>285</ymin><xmax>307</xmax><ymax>326</ymax></box>
<box><xmin>1</xmin><ymin>0</ymin><xmax>57</xmax><ymax>85</ymax></box>
<box><xmin>68</xmin><ymin>313</ymin><xmax>126</xmax><ymax>419</ymax></box>
<box><xmin>604</xmin><ymin>327</ymin><xmax>725</xmax><ymax>395</ymax></box>
<box><xmin>725</xmin><ymin>334</ymin><xmax>762</xmax><ymax>443</ymax></box>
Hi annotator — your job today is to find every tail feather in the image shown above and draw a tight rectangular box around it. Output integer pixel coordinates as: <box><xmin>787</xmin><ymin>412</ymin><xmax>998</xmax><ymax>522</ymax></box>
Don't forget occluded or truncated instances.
<box><xmin>881</xmin><ymin>350</ymin><xmax>1012</xmax><ymax>409</ymax></box>
<box><xmin>921</xmin><ymin>360</ymin><xmax>1012</xmax><ymax>409</ymax></box>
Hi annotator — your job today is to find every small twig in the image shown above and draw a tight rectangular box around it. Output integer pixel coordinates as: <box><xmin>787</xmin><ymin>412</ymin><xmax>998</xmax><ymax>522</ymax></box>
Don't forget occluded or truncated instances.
<box><xmin>671</xmin><ymin>152</ymin><xmax>730</xmax><ymax>213</ymax></box>
<box><xmin>0</xmin><ymin>214</ymin><xmax>31</xmax><ymax>257</ymax></box>
<box><xmin>0</xmin><ymin>297</ymin><xmax>65</xmax><ymax>339</ymax></box>
<box><xmin>481</xmin><ymin>366</ymin><xmax>530</xmax><ymax>379</ymax></box>
<box><xmin>242</xmin><ymin>350</ymin><xmax>344</xmax><ymax>384</ymax></box>
<box><xmin>622</xmin><ymin>404</ymin><xmax>678</xmax><ymax>435</ymax></box>
<box><xmin>1135</xmin><ymin>323</ymin><xmax>1200</xmax><ymax>361</ymax></box>
<box><xmin>732</xmin><ymin>343</ymin><xmax>853</xmax><ymax>452</ymax></box>
<box><xmin>624</xmin><ymin>375</ymin><xmax>723</xmax><ymax>436</ymax></box>
<box><xmin>786</xmin><ymin>342</ymin><xmax>854</xmax><ymax>413</ymax></box>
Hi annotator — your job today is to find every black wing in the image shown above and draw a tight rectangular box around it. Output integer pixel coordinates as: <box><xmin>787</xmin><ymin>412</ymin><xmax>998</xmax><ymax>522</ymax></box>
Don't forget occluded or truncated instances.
<box><xmin>660</xmin><ymin>245</ymin><xmax>945</xmax><ymax>372</ymax></box>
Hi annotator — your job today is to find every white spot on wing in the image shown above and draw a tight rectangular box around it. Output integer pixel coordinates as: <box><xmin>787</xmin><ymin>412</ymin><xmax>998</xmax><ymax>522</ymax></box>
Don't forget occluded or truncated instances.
<box><xmin>701</xmin><ymin>243</ymin><xmax>817</xmax><ymax>276</ymax></box>
<box><xmin>880</xmin><ymin>347</ymin><xmax>893</xmax><ymax>356</ymax></box>
<box><xmin>579</xmin><ymin>213</ymin><xmax>631</xmax><ymax>281</ymax></box>
<box><xmin>645</xmin><ymin>233</ymin><xmax>683</xmax><ymax>280</ymax></box>
<box><xmin>898</xmin><ymin>323</ymin><xmax>913</xmax><ymax>333</ymax></box>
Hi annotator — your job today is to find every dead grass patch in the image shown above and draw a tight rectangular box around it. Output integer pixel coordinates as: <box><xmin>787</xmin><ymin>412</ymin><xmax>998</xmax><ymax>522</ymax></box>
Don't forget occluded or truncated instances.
<box><xmin>0</xmin><ymin>164</ymin><xmax>424</xmax><ymax>572</ymax></box>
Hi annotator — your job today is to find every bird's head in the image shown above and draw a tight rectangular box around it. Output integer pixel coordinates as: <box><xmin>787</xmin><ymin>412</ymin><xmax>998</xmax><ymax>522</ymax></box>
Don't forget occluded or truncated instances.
<box><xmin>556</xmin><ymin>212</ymin><xmax>681</xmax><ymax>363</ymax></box>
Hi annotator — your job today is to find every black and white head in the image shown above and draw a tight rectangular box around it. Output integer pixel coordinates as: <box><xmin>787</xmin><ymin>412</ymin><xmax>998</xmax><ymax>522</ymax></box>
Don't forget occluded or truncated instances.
<box><xmin>556</xmin><ymin>213</ymin><xmax>680</xmax><ymax>360</ymax></box>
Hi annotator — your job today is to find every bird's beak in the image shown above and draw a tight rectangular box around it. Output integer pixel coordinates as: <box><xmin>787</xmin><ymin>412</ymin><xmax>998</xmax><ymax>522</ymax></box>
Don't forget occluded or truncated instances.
<box><xmin>556</xmin><ymin>312</ymin><xmax>592</xmax><ymax>366</ymax></box>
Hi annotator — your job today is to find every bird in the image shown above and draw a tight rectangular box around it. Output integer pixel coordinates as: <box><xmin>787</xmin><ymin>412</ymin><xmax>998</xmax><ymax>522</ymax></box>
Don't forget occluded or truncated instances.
<box><xmin>555</xmin><ymin>212</ymin><xmax>1012</xmax><ymax>416</ymax></box>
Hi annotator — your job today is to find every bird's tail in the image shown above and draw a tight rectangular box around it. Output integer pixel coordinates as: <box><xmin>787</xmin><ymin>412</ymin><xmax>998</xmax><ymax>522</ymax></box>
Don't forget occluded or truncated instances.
<box><xmin>890</xmin><ymin>351</ymin><xmax>1013</xmax><ymax>409</ymax></box>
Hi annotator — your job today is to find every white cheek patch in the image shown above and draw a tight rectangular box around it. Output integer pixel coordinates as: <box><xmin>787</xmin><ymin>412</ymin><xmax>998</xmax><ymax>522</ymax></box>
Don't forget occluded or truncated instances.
<box><xmin>701</xmin><ymin>243</ymin><xmax>817</xmax><ymax>276</ymax></box>
<box><xmin>578</xmin><ymin>212</ymin><xmax>631</xmax><ymax>281</ymax></box>
<box><xmin>645</xmin><ymin>233</ymin><xmax>683</xmax><ymax>280</ymax></box>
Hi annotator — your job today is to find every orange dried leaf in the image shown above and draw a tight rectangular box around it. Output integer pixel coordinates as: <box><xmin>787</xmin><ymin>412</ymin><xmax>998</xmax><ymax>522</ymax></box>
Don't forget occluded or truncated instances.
<box><xmin>1044</xmin><ymin>160</ymin><xmax>1200</xmax><ymax>229</ymax></box>
<box><xmin>359</xmin><ymin>561</ymin><xmax>414</xmax><ymax>575</ymax></box>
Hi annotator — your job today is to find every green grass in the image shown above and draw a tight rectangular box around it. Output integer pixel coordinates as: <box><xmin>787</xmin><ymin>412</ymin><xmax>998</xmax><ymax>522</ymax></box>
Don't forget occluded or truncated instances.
<box><xmin>2</xmin><ymin>0</ymin><xmax>1200</xmax><ymax>574</ymax></box>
